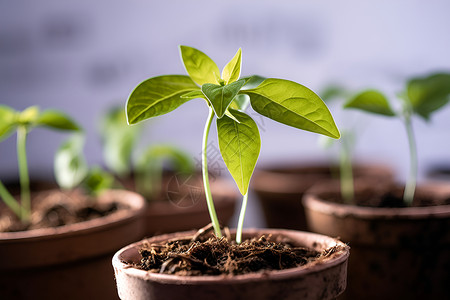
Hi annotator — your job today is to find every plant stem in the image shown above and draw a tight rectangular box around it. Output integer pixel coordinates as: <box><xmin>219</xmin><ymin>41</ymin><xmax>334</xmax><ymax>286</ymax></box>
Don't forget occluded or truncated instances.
<box><xmin>0</xmin><ymin>180</ymin><xmax>23</xmax><ymax>217</ymax></box>
<box><xmin>17</xmin><ymin>126</ymin><xmax>30</xmax><ymax>221</ymax></box>
<box><xmin>202</xmin><ymin>107</ymin><xmax>222</xmax><ymax>237</ymax></box>
<box><xmin>403</xmin><ymin>113</ymin><xmax>417</xmax><ymax>205</ymax></box>
<box><xmin>236</xmin><ymin>192</ymin><xmax>248</xmax><ymax>244</ymax></box>
<box><xmin>340</xmin><ymin>133</ymin><xmax>354</xmax><ymax>204</ymax></box>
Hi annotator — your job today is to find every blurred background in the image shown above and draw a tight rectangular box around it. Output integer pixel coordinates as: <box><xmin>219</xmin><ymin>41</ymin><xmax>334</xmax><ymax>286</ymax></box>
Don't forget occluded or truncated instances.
<box><xmin>1</xmin><ymin>0</ymin><xmax>450</xmax><ymax>227</ymax></box>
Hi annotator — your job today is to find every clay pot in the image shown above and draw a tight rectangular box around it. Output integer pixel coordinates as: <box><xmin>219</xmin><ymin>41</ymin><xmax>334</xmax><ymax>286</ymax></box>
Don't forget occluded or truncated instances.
<box><xmin>113</xmin><ymin>229</ymin><xmax>350</xmax><ymax>300</ymax></box>
<box><xmin>139</xmin><ymin>174</ymin><xmax>239</xmax><ymax>237</ymax></box>
<box><xmin>251</xmin><ymin>162</ymin><xmax>393</xmax><ymax>230</ymax></box>
<box><xmin>0</xmin><ymin>189</ymin><xmax>145</xmax><ymax>300</ymax></box>
<box><xmin>303</xmin><ymin>181</ymin><xmax>450</xmax><ymax>299</ymax></box>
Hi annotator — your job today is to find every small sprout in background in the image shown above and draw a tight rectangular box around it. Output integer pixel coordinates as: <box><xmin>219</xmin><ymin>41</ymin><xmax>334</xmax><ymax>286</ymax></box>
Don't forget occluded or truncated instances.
<box><xmin>126</xmin><ymin>46</ymin><xmax>340</xmax><ymax>242</ymax></box>
<box><xmin>54</xmin><ymin>134</ymin><xmax>116</xmax><ymax>197</ymax></box>
<box><xmin>98</xmin><ymin>105</ymin><xmax>195</xmax><ymax>201</ymax></box>
<box><xmin>344</xmin><ymin>72</ymin><xmax>450</xmax><ymax>205</ymax></box>
<box><xmin>0</xmin><ymin>105</ymin><xmax>80</xmax><ymax>222</ymax></box>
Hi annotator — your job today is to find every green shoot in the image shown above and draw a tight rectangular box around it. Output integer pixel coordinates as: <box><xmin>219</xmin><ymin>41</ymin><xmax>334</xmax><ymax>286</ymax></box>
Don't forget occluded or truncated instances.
<box><xmin>126</xmin><ymin>46</ymin><xmax>340</xmax><ymax>242</ymax></box>
<box><xmin>344</xmin><ymin>73</ymin><xmax>450</xmax><ymax>205</ymax></box>
<box><xmin>0</xmin><ymin>105</ymin><xmax>80</xmax><ymax>222</ymax></box>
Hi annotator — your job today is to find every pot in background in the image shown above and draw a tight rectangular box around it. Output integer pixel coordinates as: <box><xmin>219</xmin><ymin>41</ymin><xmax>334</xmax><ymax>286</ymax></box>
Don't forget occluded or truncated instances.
<box><xmin>0</xmin><ymin>189</ymin><xmax>145</xmax><ymax>300</ymax></box>
<box><xmin>251</xmin><ymin>162</ymin><xmax>393</xmax><ymax>230</ymax></box>
<box><xmin>303</xmin><ymin>180</ymin><xmax>450</xmax><ymax>300</ymax></box>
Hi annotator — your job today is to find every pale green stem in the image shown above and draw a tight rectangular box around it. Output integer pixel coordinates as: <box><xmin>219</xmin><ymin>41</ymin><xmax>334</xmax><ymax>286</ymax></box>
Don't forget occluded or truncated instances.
<box><xmin>17</xmin><ymin>126</ymin><xmax>30</xmax><ymax>220</ymax></box>
<box><xmin>0</xmin><ymin>180</ymin><xmax>23</xmax><ymax>218</ymax></box>
<box><xmin>202</xmin><ymin>107</ymin><xmax>222</xmax><ymax>237</ymax></box>
<box><xmin>403</xmin><ymin>113</ymin><xmax>417</xmax><ymax>205</ymax></box>
<box><xmin>340</xmin><ymin>135</ymin><xmax>354</xmax><ymax>204</ymax></box>
<box><xmin>236</xmin><ymin>192</ymin><xmax>249</xmax><ymax>244</ymax></box>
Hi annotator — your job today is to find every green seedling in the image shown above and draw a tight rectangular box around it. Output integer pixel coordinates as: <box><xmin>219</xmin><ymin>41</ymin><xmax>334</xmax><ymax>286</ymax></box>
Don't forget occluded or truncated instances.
<box><xmin>126</xmin><ymin>45</ymin><xmax>340</xmax><ymax>242</ymax></box>
<box><xmin>344</xmin><ymin>72</ymin><xmax>450</xmax><ymax>205</ymax></box>
<box><xmin>98</xmin><ymin>106</ymin><xmax>195</xmax><ymax>200</ymax></box>
<box><xmin>54</xmin><ymin>133</ymin><xmax>116</xmax><ymax>196</ymax></box>
<box><xmin>0</xmin><ymin>105</ymin><xmax>80</xmax><ymax>222</ymax></box>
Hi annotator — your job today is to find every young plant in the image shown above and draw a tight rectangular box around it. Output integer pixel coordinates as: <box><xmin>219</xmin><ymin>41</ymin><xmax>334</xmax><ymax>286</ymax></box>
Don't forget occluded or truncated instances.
<box><xmin>344</xmin><ymin>72</ymin><xmax>450</xmax><ymax>205</ymax></box>
<box><xmin>126</xmin><ymin>46</ymin><xmax>340</xmax><ymax>242</ymax></box>
<box><xmin>0</xmin><ymin>105</ymin><xmax>80</xmax><ymax>222</ymax></box>
<box><xmin>98</xmin><ymin>106</ymin><xmax>195</xmax><ymax>200</ymax></box>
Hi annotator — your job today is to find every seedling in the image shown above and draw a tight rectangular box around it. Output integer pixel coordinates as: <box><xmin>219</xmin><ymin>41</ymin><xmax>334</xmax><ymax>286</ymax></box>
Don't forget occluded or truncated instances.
<box><xmin>98</xmin><ymin>106</ymin><xmax>195</xmax><ymax>200</ymax></box>
<box><xmin>344</xmin><ymin>72</ymin><xmax>450</xmax><ymax>205</ymax></box>
<box><xmin>0</xmin><ymin>105</ymin><xmax>80</xmax><ymax>222</ymax></box>
<box><xmin>126</xmin><ymin>46</ymin><xmax>340</xmax><ymax>242</ymax></box>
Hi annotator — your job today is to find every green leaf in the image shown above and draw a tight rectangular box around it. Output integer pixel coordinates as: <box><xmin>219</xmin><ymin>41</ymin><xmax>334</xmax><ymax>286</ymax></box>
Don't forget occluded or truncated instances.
<box><xmin>83</xmin><ymin>166</ymin><xmax>114</xmax><ymax>196</ymax></box>
<box><xmin>242</xmin><ymin>75</ymin><xmax>266</xmax><ymax>89</ymax></box>
<box><xmin>126</xmin><ymin>75</ymin><xmax>199</xmax><ymax>124</ymax></box>
<box><xmin>180</xmin><ymin>90</ymin><xmax>205</xmax><ymax>100</ymax></box>
<box><xmin>202</xmin><ymin>79</ymin><xmax>246</xmax><ymax>118</ymax></box>
<box><xmin>36</xmin><ymin>109</ymin><xmax>81</xmax><ymax>131</ymax></box>
<box><xmin>0</xmin><ymin>105</ymin><xmax>18</xmax><ymax>142</ymax></box>
<box><xmin>344</xmin><ymin>90</ymin><xmax>396</xmax><ymax>117</ymax></box>
<box><xmin>179</xmin><ymin>45</ymin><xmax>220</xmax><ymax>86</ymax></box>
<box><xmin>217</xmin><ymin>109</ymin><xmax>260</xmax><ymax>195</ymax></box>
<box><xmin>100</xmin><ymin>106</ymin><xmax>141</xmax><ymax>176</ymax></box>
<box><xmin>407</xmin><ymin>73</ymin><xmax>450</xmax><ymax>120</ymax></box>
<box><xmin>54</xmin><ymin>134</ymin><xmax>88</xmax><ymax>189</ymax></box>
<box><xmin>222</xmin><ymin>48</ymin><xmax>242</xmax><ymax>84</ymax></box>
<box><xmin>229</xmin><ymin>76</ymin><xmax>266</xmax><ymax>111</ymax></box>
<box><xmin>243</xmin><ymin>78</ymin><xmax>341</xmax><ymax>139</ymax></box>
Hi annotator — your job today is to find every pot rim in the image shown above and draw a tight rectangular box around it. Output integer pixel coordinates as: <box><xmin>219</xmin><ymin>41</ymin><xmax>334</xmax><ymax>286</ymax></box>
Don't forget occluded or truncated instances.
<box><xmin>113</xmin><ymin>228</ymin><xmax>349</xmax><ymax>285</ymax></box>
<box><xmin>303</xmin><ymin>182</ymin><xmax>450</xmax><ymax>219</ymax></box>
<box><xmin>0</xmin><ymin>189</ymin><xmax>145</xmax><ymax>241</ymax></box>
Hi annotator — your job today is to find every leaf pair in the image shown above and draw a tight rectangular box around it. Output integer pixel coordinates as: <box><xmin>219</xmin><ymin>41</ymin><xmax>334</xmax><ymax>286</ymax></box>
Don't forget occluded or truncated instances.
<box><xmin>0</xmin><ymin>105</ymin><xmax>81</xmax><ymax>142</ymax></box>
<box><xmin>344</xmin><ymin>73</ymin><xmax>450</xmax><ymax>120</ymax></box>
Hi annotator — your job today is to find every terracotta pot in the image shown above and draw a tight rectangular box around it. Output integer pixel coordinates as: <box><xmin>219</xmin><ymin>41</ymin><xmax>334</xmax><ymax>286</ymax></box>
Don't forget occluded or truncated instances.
<box><xmin>113</xmin><ymin>229</ymin><xmax>350</xmax><ymax>300</ymax></box>
<box><xmin>0</xmin><ymin>189</ymin><xmax>145</xmax><ymax>300</ymax></box>
<box><xmin>251</xmin><ymin>162</ymin><xmax>393</xmax><ymax>230</ymax></box>
<box><xmin>141</xmin><ymin>175</ymin><xmax>238</xmax><ymax>237</ymax></box>
<box><xmin>303</xmin><ymin>181</ymin><xmax>450</xmax><ymax>300</ymax></box>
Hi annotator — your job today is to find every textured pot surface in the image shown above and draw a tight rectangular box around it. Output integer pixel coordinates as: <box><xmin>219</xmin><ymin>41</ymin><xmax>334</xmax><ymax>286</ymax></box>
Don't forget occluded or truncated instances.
<box><xmin>0</xmin><ymin>189</ymin><xmax>145</xmax><ymax>300</ymax></box>
<box><xmin>303</xmin><ymin>181</ymin><xmax>450</xmax><ymax>300</ymax></box>
<box><xmin>113</xmin><ymin>229</ymin><xmax>349</xmax><ymax>300</ymax></box>
<box><xmin>252</xmin><ymin>162</ymin><xmax>393</xmax><ymax>230</ymax></box>
<box><xmin>143</xmin><ymin>177</ymin><xmax>238</xmax><ymax>237</ymax></box>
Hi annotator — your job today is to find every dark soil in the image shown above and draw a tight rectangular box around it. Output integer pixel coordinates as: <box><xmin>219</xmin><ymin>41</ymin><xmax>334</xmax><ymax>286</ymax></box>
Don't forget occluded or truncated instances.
<box><xmin>317</xmin><ymin>182</ymin><xmax>450</xmax><ymax>208</ymax></box>
<box><xmin>138</xmin><ymin>225</ymin><xmax>343</xmax><ymax>276</ymax></box>
<box><xmin>0</xmin><ymin>189</ymin><xmax>126</xmax><ymax>232</ymax></box>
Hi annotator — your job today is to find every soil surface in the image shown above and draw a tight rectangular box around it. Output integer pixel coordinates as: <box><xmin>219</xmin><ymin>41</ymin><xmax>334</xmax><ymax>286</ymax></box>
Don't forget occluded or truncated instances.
<box><xmin>0</xmin><ymin>189</ymin><xmax>126</xmax><ymax>232</ymax></box>
<box><xmin>138</xmin><ymin>225</ymin><xmax>343</xmax><ymax>276</ymax></box>
<box><xmin>317</xmin><ymin>182</ymin><xmax>450</xmax><ymax>208</ymax></box>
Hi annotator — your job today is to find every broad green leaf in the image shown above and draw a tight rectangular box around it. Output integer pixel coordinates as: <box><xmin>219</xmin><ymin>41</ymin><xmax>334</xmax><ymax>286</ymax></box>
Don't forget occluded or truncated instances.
<box><xmin>202</xmin><ymin>79</ymin><xmax>246</xmax><ymax>118</ymax></box>
<box><xmin>242</xmin><ymin>75</ymin><xmax>266</xmax><ymax>89</ymax></box>
<box><xmin>100</xmin><ymin>106</ymin><xmax>141</xmax><ymax>176</ymax></box>
<box><xmin>217</xmin><ymin>109</ymin><xmax>260</xmax><ymax>195</ymax></box>
<box><xmin>243</xmin><ymin>78</ymin><xmax>341</xmax><ymax>139</ymax></box>
<box><xmin>83</xmin><ymin>166</ymin><xmax>114</xmax><ymax>196</ymax></box>
<box><xmin>222</xmin><ymin>48</ymin><xmax>242</xmax><ymax>84</ymax></box>
<box><xmin>179</xmin><ymin>45</ymin><xmax>220</xmax><ymax>86</ymax></box>
<box><xmin>126</xmin><ymin>75</ymin><xmax>199</xmax><ymax>124</ymax></box>
<box><xmin>36</xmin><ymin>109</ymin><xmax>81</xmax><ymax>131</ymax></box>
<box><xmin>344</xmin><ymin>90</ymin><xmax>396</xmax><ymax>117</ymax></box>
<box><xmin>407</xmin><ymin>73</ymin><xmax>450</xmax><ymax>120</ymax></box>
<box><xmin>180</xmin><ymin>89</ymin><xmax>205</xmax><ymax>100</ymax></box>
<box><xmin>54</xmin><ymin>134</ymin><xmax>88</xmax><ymax>189</ymax></box>
<box><xmin>0</xmin><ymin>105</ymin><xmax>18</xmax><ymax>142</ymax></box>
